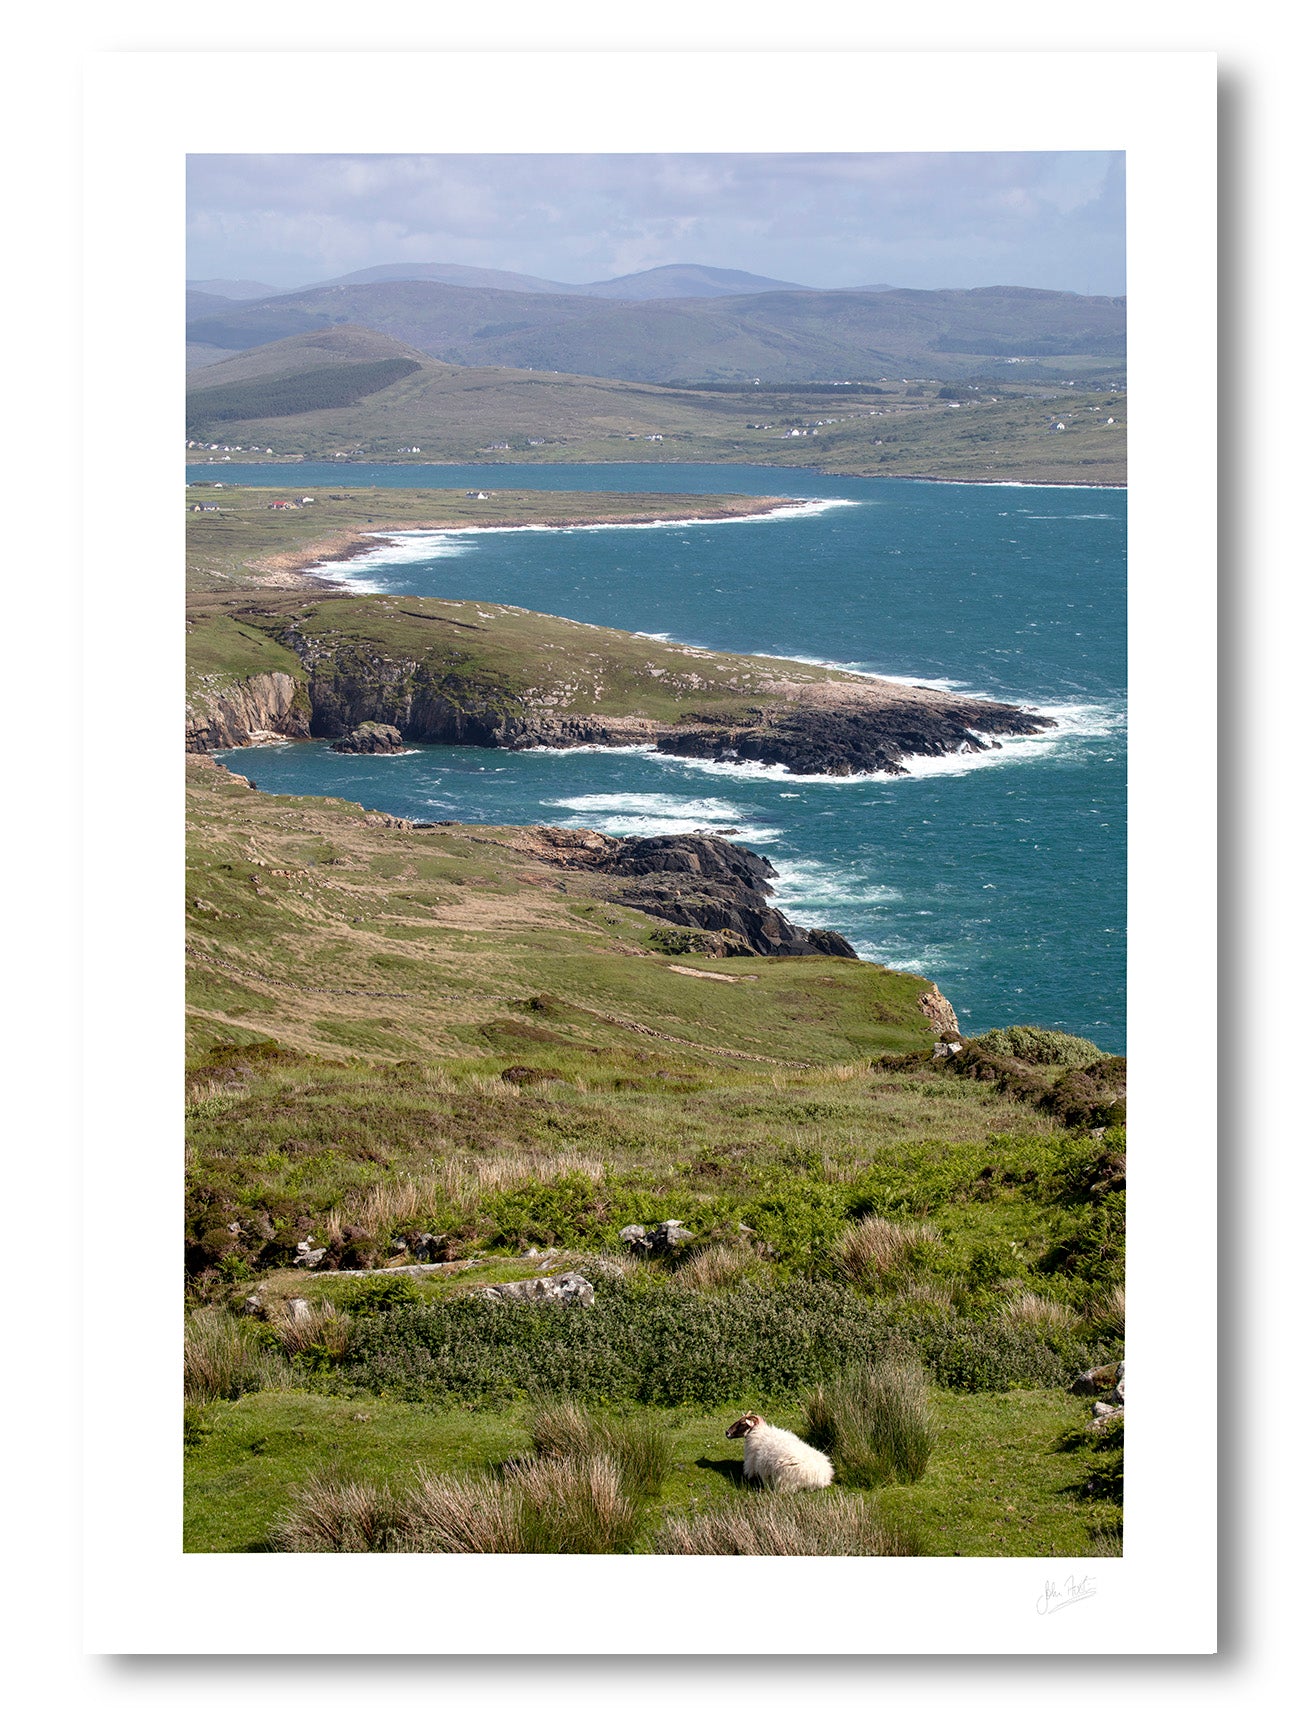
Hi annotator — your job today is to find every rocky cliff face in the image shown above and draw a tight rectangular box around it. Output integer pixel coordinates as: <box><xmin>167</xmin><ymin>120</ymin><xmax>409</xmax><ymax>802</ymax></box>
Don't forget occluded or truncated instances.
<box><xmin>185</xmin><ymin>672</ymin><xmax>310</xmax><ymax>752</ymax></box>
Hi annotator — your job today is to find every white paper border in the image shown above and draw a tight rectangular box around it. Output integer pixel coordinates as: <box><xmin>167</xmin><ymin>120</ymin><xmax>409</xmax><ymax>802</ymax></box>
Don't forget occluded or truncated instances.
<box><xmin>82</xmin><ymin>48</ymin><xmax>1216</xmax><ymax>1656</ymax></box>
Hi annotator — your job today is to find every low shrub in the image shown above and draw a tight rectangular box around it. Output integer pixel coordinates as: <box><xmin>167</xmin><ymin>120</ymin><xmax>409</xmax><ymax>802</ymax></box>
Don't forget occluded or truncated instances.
<box><xmin>804</xmin><ymin>1359</ymin><xmax>933</xmax><ymax>1487</ymax></box>
<box><xmin>655</xmin><ymin>1491</ymin><xmax>917</xmax><ymax>1556</ymax></box>
<box><xmin>967</xmin><ymin>1027</ymin><xmax>1103</xmax><ymax>1068</ymax></box>
<box><xmin>343</xmin><ymin>1277</ymin><xmax>1086</xmax><ymax>1406</ymax></box>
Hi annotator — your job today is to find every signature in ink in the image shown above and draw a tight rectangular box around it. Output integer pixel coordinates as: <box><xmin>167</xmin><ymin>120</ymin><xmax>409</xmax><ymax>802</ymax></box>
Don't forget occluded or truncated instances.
<box><xmin>1037</xmin><ymin>1572</ymin><xmax>1098</xmax><ymax>1616</ymax></box>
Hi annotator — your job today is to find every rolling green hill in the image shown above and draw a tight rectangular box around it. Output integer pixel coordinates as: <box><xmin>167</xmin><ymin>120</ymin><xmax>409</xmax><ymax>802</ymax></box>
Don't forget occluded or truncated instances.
<box><xmin>186</xmin><ymin>328</ymin><xmax>1127</xmax><ymax>484</ymax></box>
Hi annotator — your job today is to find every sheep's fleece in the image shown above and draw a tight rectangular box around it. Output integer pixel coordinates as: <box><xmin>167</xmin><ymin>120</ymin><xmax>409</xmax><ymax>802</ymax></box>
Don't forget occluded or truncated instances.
<box><xmin>725</xmin><ymin>1413</ymin><xmax>834</xmax><ymax>1492</ymax></box>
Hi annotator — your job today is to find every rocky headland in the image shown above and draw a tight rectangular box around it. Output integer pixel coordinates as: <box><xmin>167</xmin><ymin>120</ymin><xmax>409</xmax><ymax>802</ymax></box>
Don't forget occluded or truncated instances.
<box><xmin>185</xmin><ymin>592</ymin><xmax>1054</xmax><ymax>775</ymax></box>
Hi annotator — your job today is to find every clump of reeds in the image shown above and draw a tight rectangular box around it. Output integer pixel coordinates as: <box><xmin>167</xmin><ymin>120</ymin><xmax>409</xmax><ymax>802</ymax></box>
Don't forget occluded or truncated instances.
<box><xmin>269</xmin><ymin>1298</ymin><xmax>352</xmax><ymax>1361</ymax></box>
<box><xmin>672</xmin><ymin>1243</ymin><xmax>762</xmax><ymax>1292</ymax></box>
<box><xmin>183</xmin><ymin>1306</ymin><xmax>289</xmax><ymax>1404</ymax></box>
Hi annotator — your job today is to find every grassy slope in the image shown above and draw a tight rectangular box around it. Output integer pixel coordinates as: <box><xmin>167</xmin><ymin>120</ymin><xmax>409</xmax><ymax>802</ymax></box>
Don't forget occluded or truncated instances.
<box><xmin>186</xmin><ymin>756</ymin><xmax>940</xmax><ymax>1067</ymax></box>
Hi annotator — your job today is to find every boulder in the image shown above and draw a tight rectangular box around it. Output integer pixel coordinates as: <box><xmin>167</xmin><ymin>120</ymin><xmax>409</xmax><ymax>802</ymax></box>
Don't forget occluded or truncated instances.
<box><xmin>478</xmin><ymin>1272</ymin><xmax>595</xmax><ymax>1307</ymax></box>
<box><xmin>619</xmin><ymin>1220</ymin><xmax>696</xmax><ymax>1256</ymax></box>
<box><xmin>1070</xmin><ymin>1362</ymin><xmax>1123</xmax><ymax>1397</ymax></box>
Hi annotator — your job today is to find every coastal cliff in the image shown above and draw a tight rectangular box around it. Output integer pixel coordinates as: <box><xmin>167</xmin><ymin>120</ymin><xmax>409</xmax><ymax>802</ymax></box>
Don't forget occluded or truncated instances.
<box><xmin>184</xmin><ymin>670</ymin><xmax>310</xmax><ymax>751</ymax></box>
<box><xmin>185</xmin><ymin>592</ymin><xmax>1053</xmax><ymax>775</ymax></box>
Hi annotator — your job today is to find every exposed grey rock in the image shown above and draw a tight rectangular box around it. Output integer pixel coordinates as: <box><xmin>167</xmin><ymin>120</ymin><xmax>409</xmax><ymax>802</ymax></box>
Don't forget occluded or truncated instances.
<box><xmin>284</xmin><ymin>1297</ymin><xmax>313</xmax><ymax>1322</ymax></box>
<box><xmin>294</xmin><ymin>1238</ymin><xmax>327</xmax><ymax>1269</ymax></box>
<box><xmin>478</xmin><ymin>1272</ymin><xmax>595</xmax><ymax>1307</ymax></box>
<box><xmin>330</xmin><ymin>721</ymin><xmax>404</xmax><ymax>755</ymax></box>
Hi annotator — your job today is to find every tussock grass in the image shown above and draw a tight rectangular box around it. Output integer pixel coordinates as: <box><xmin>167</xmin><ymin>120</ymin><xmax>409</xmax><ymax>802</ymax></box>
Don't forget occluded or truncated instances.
<box><xmin>184</xmin><ymin>1307</ymin><xmax>288</xmax><ymax>1403</ymax></box>
<box><xmin>672</xmin><ymin>1243</ymin><xmax>762</xmax><ymax>1293</ymax></box>
<box><xmin>511</xmin><ymin>1453</ymin><xmax>642</xmax><ymax>1553</ymax></box>
<box><xmin>274</xmin><ymin>1453</ymin><xmax>643</xmax><ymax>1553</ymax></box>
<box><xmin>1086</xmin><ymin>1284</ymin><xmax>1125</xmax><ymax>1340</ymax></box>
<box><xmin>656</xmin><ymin>1491</ymin><xmax>916</xmax><ymax>1556</ymax></box>
<box><xmin>272</xmin><ymin>1473</ymin><xmax>402</xmax><ymax>1552</ymax></box>
<box><xmin>804</xmin><ymin>1360</ymin><xmax>934</xmax><ymax>1487</ymax></box>
<box><xmin>1001</xmin><ymin>1291</ymin><xmax>1082</xmax><ymax>1338</ymax></box>
<box><xmin>322</xmin><ymin>1151</ymin><xmax>607</xmax><ymax>1250</ymax></box>
<box><xmin>833</xmin><ymin>1216</ymin><xmax>939</xmax><ymax>1285</ymax></box>
<box><xmin>527</xmin><ymin>1398</ymin><xmax>671</xmax><ymax>1498</ymax></box>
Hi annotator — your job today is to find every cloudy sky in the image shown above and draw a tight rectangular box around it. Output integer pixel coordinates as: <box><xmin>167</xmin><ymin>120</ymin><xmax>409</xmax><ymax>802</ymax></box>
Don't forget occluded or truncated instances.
<box><xmin>187</xmin><ymin>152</ymin><xmax>1125</xmax><ymax>296</ymax></box>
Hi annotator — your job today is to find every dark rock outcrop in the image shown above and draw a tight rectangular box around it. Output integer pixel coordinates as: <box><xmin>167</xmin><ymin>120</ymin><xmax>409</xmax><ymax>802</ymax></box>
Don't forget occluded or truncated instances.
<box><xmin>513</xmin><ymin>828</ymin><xmax>859</xmax><ymax>959</ymax></box>
<box><xmin>656</xmin><ymin>699</ymin><xmax>1051</xmax><ymax>777</ymax></box>
<box><xmin>330</xmin><ymin>721</ymin><xmax>404</xmax><ymax>754</ymax></box>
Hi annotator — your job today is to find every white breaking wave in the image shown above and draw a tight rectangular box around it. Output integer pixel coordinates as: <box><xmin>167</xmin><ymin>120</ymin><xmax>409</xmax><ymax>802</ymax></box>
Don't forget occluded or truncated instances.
<box><xmin>540</xmin><ymin>789</ymin><xmax>778</xmax><ymax>844</ymax></box>
<box><xmin>312</xmin><ymin>498</ymin><xmax>858</xmax><ymax>586</ymax></box>
<box><xmin>749</xmin><ymin>649</ymin><xmax>965</xmax><ymax>692</ymax></box>
<box><xmin>768</xmin><ymin>857</ymin><xmax>901</xmax><ymax>912</ymax></box>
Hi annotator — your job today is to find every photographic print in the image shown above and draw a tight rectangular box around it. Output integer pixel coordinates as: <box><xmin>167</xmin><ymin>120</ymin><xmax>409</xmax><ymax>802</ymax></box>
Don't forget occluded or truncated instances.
<box><xmin>82</xmin><ymin>50</ymin><xmax>1217</xmax><ymax>1655</ymax></box>
<box><xmin>181</xmin><ymin>145</ymin><xmax>1127</xmax><ymax>1560</ymax></box>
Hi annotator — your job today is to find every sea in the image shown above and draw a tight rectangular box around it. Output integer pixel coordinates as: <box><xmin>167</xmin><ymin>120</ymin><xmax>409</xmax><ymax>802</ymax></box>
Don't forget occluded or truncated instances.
<box><xmin>200</xmin><ymin>462</ymin><xmax>1127</xmax><ymax>1051</ymax></box>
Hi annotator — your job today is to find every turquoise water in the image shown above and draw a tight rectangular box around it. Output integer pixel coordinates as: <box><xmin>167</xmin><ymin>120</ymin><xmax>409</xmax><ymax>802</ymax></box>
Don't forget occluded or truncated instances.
<box><xmin>204</xmin><ymin>464</ymin><xmax>1126</xmax><ymax>1050</ymax></box>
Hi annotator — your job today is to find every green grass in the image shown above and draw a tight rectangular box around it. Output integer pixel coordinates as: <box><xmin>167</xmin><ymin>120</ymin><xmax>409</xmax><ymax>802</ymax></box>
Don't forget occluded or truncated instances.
<box><xmin>183</xmin><ymin>1386</ymin><xmax>1119</xmax><ymax>1556</ymax></box>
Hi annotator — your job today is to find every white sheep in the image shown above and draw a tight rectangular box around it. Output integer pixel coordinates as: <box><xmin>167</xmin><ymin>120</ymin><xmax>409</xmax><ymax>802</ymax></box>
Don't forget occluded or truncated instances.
<box><xmin>724</xmin><ymin>1412</ymin><xmax>834</xmax><ymax>1492</ymax></box>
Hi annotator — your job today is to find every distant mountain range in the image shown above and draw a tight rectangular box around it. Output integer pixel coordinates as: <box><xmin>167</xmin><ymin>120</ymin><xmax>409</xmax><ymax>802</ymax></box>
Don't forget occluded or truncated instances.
<box><xmin>188</xmin><ymin>263</ymin><xmax>820</xmax><ymax>303</ymax></box>
<box><xmin>186</xmin><ymin>267</ymin><xmax>1125</xmax><ymax>387</ymax></box>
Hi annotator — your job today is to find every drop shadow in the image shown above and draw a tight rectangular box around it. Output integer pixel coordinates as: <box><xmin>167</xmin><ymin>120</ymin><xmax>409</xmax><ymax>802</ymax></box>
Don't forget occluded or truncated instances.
<box><xmin>694</xmin><ymin>1456</ymin><xmax>749</xmax><ymax>1489</ymax></box>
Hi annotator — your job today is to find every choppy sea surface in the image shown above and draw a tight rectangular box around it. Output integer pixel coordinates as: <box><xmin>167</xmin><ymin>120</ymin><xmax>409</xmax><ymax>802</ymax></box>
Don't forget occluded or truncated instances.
<box><xmin>203</xmin><ymin>463</ymin><xmax>1126</xmax><ymax>1049</ymax></box>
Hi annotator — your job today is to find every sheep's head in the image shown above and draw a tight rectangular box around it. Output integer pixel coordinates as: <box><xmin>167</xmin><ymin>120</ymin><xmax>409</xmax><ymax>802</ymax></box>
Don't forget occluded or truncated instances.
<box><xmin>725</xmin><ymin>1413</ymin><xmax>766</xmax><ymax>1439</ymax></box>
